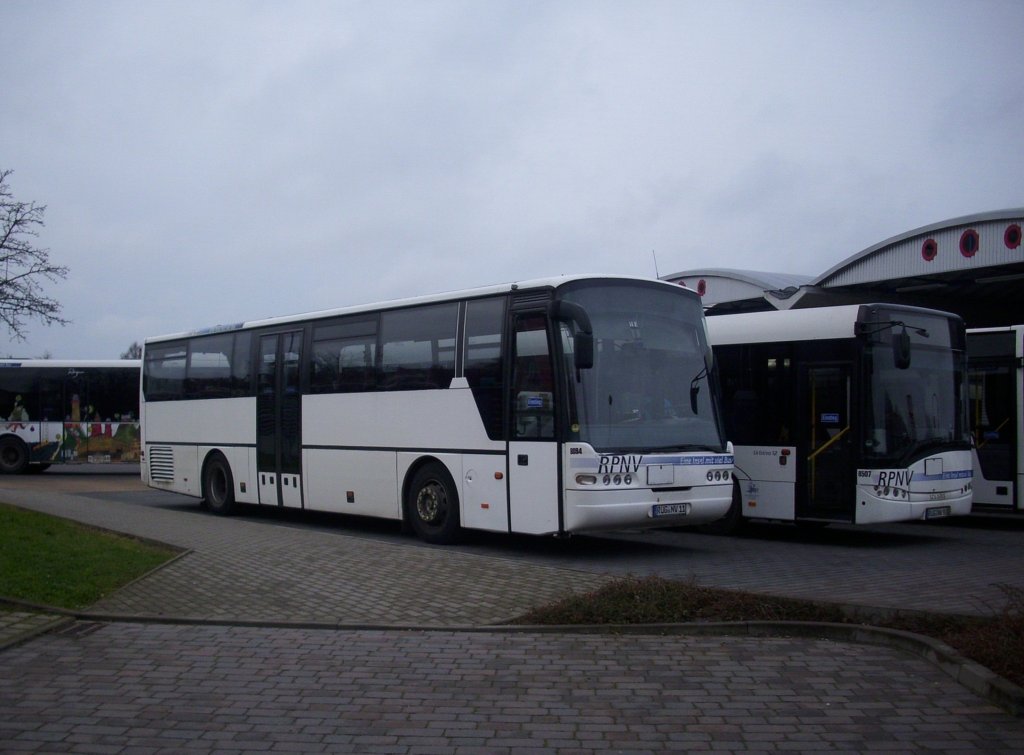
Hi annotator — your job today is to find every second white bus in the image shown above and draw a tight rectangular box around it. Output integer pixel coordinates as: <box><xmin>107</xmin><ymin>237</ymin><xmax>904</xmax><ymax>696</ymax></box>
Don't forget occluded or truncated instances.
<box><xmin>706</xmin><ymin>303</ymin><xmax>973</xmax><ymax>532</ymax></box>
<box><xmin>141</xmin><ymin>275</ymin><xmax>735</xmax><ymax>542</ymax></box>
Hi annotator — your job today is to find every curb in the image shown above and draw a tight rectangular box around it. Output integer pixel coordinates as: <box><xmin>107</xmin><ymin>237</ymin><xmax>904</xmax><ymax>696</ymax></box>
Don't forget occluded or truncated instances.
<box><xmin>0</xmin><ymin>611</ymin><xmax>75</xmax><ymax>652</ymax></box>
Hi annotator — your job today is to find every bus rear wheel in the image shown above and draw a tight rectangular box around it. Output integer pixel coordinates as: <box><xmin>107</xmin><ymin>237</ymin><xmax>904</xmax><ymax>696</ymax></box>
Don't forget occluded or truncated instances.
<box><xmin>407</xmin><ymin>463</ymin><xmax>462</xmax><ymax>544</ymax></box>
<box><xmin>0</xmin><ymin>437</ymin><xmax>29</xmax><ymax>474</ymax></box>
<box><xmin>202</xmin><ymin>453</ymin><xmax>235</xmax><ymax>515</ymax></box>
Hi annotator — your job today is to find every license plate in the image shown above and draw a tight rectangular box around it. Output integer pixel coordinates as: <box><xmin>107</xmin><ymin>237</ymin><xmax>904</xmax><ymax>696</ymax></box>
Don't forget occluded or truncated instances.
<box><xmin>925</xmin><ymin>506</ymin><xmax>951</xmax><ymax>520</ymax></box>
<box><xmin>651</xmin><ymin>502</ymin><xmax>690</xmax><ymax>518</ymax></box>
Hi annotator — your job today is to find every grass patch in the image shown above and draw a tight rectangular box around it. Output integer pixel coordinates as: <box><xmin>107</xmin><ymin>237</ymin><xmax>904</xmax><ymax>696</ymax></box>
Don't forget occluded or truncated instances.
<box><xmin>0</xmin><ymin>502</ymin><xmax>178</xmax><ymax>610</ymax></box>
<box><xmin>513</xmin><ymin>575</ymin><xmax>1024</xmax><ymax>689</ymax></box>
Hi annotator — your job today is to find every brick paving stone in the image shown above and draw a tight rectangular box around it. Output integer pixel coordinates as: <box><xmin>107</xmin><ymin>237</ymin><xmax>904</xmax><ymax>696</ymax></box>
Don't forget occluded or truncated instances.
<box><xmin>1</xmin><ymin>624</ymin><xmax>1023</xmax><ymax>752</ymax></box>
<box><xmin>2</xmin><ymin>479</ymin><xmax>1024</xmax><ymax>752</ymax></box>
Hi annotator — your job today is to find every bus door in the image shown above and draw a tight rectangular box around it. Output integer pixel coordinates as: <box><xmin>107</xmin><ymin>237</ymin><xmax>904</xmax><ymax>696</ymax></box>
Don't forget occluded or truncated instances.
<box><xmin>966</xmin><ymin>336</ymin><xmax>1015</xmax><ymax>506</ymax></box>
<box><xmin>507</xmin><ymin>312</ymin><xmax>561</xmax><ymax>534</ymax></box>
<box><xmin>257</xmin><ymin>331</ymin><xmax>304</xmax><ymax>508</ymax></box>
<box><xmin>799</xmin><ymin>364</ymin><xmax>854</xmax><ymax>520</ymax></box>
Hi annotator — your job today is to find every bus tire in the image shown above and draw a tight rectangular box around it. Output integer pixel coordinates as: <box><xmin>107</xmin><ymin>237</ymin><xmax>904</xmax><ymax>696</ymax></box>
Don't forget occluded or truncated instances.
<box><xmin>699</xmin><ymin>480</ymin><xmax>744</xmax><ymax>535</ymax></box>
<box><xmin>202</xmin><ymin>453</ymin><xmax>236</xmax><ymax>516</ymax></box>
<box><xmin>0</xmin><ymin>436</ymin><xmax>29</xmax><ymax>475</ymax></box>
<box><xmin>406</xmin><ymin>462</ymin><xmax>462</xmax><ymax>544</ymax></box>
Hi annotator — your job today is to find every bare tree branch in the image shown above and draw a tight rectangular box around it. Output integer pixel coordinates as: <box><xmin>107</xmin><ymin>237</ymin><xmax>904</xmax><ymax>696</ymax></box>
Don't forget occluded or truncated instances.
<box><xmin>121</xmin><ymin>341</ymin><xmax>142</xmax><ymax>359</ymax></box>
<box><xmin>0</xmin><ymin>169</ymin><xmax>70</xmax><ymax>340</ymax></box>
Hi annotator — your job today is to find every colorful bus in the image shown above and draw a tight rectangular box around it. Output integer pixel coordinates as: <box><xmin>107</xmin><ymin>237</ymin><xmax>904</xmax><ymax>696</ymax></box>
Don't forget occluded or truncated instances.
<box><xmin>0</xmin><ymin>359</ymin><xmax>141</xmax><ymax>473</ymax></box>
<box><xmin>141</xmin><ymin>275</ymin><xmax>735</xmax><ymax>543</ymax></box>
<box><xmin>705</xmin><ymin>303</ymin><xmax>973</xmax><ymax>532</ymax></box>
<box><xmin>967</xmin><ymin>325</ymin><xmax>1023</xmax><ymax>512</ymax></box>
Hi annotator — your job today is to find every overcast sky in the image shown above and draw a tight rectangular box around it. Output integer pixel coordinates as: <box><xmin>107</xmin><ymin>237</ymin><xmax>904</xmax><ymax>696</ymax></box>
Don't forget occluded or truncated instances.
<box><xmin>2</xmin><ymin>0</ymin><xmax>1022</xmax><ymax>359</ymax></box>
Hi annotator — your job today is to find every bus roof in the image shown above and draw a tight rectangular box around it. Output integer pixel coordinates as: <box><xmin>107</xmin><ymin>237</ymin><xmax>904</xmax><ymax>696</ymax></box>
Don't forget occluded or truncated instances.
<box><xmin>144</xmin><ymin>274</ymin><xmax>696</xmax><ymax>344</ymax></box>
<box><xmin>968</xmin><ymin>324</ymin><xmax>1023</xmax><ymax>335</ymax></box>
<box><xmin>706</xmin><ymin>303</ymin><xmax>960</xmax><ymax>346</ymax></box>
<box><xmin>0</xmin><ymin>359</ymin><xmax>140</xmax><ymax>369</ymax></box>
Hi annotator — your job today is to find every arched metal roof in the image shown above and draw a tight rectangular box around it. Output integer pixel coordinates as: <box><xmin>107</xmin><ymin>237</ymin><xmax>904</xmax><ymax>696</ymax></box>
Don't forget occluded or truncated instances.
<box><xmin>664</xmin><ymin>209</ymin><xmax>1024</xmax><ymax>326</ymax></box>
<box><xmin>661</xmin><ymin>268</ymin><xmax>813</xmax><ymax>310</ymax></box>
<box><xmin>813</xmin><ymin>208</ymin><xmax>1024</xmax><ymax>288</ymax></box>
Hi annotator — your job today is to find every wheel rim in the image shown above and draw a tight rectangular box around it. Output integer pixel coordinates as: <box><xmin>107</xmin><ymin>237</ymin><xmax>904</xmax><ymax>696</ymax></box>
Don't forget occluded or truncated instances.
<box><xmin>210</xmin><ymin>467</ymin><xmax>227</xmax><ymax>504</ymax></box>
<box><xmin>415</xmin><ymin>480</ymin><xmax>447</xmax><ymax>525</ymax></box>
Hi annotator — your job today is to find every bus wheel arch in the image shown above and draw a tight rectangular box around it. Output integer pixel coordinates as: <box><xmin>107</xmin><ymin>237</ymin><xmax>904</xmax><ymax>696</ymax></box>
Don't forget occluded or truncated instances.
<box><xmin>698</xmin><ymin>478</ymin><xmax>745</xmax><ymax>535</ymax></box>
<box><xmin>403</xmin><ymin>458</ymin><xmax>462</xmax><ymax>544</ymax></box>
<box><xmin>0</xmin><ymin>435</ymin><xmax>29</xmax><ymax>474</ymax></box>
<box><xmin>201</xmin><ymin>451</ymin><xmax>236</xmax><ymax>515</ymax></box>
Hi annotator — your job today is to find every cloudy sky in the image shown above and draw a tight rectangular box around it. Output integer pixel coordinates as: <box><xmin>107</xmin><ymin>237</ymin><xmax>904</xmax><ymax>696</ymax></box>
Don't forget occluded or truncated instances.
<box><xmin>2</xmin><ymin>0</ymin><xmax>1022</xmax><ymax>359</ymax></box>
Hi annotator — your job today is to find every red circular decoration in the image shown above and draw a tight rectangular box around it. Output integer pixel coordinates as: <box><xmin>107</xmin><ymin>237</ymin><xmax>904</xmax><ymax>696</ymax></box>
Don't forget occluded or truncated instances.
<box><xmin>960</xmin><ymin>229</ymin><xmax>979</xmax><ymax>258</ymax></box>
<box><xmin>696</xmin><ymin>279</ymin><xmax>707</xmax><ymax>296</ymax></box>
<box><xmin>1005</xmin><ymin>224</ymin><xmax>1022</xmax><ymax>250</ymax></box>
<box><xmin>921</xmin><ymin>239</ymin><xmax>938</xmax><ymax>262</ymax></box>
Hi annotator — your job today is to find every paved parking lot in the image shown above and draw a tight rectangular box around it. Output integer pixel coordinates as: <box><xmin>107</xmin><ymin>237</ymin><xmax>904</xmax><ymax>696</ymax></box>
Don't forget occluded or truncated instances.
<box><xmin>1</xmin><ymin>469</ymin><xmax>1023</xmax><ymax>752</ymax></box>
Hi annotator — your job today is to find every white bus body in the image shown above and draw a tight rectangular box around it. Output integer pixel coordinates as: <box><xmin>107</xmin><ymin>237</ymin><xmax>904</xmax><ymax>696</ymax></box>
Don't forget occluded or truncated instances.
<box><xmin>706</xmin><ymin>304</ymin><xmax>973</xmax><ymax>530</ymax></box>
<box><xmin>967</xmin><ymin>325</ymin><xmax>1023</xmax><ymax>512</ymax></box>
<box><xmin>141</xmin><ymin>275</ymin><xmax>734</xmax><ymax>542</ymax></box>
<box><xmin>0</xmin><ymin>360</ymin><xmax>141</xmax><ymax>473</ymax></box>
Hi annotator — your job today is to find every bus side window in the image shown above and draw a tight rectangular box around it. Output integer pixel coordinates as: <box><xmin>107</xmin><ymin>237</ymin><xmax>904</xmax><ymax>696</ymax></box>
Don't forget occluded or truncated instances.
<box><xmin>186</xmin><ymin>333</ymin><xmax>234</xmax><ymax>400</ymax></box>
<box><xmin>380</xmin><ymin>304</ymin><xmax>458</xmax><ymax>391</ymax></box>
<box><xmin>0</xmin><ymin>369</ymin><xmax>37</xmax><ymax>422</ymax></box>
<box><xmin>38</xmin><ymin>373</ymin><xmax>62</xmax><ymax>421</ymax></box>
<box><xmin>513</xmin><ymin>315</ymin><xmax>555</xmax><ymax>439</ymax></box>
<box><xmin>464</xmin><ymin>297</ymin><xmax>505</xmax><ymax>440</ymax></box>
<box><xmin>230</xmin><ymin>333</ymin><xmax>252</xmax><ymax>396</ymax></box>
<box><xmin>311</xmin><ymin>317</ymin><xmax>378</xmax><ymax>394</ymax></box>
<box><xmin>97</xmin><ymin>368</ymin><xmax>139</xmax><ymax>420</ymax></box>
<box><xmin>144</xmin><ymin>344</ymin><xmax>187</xmax><ymax>401</ymax></box>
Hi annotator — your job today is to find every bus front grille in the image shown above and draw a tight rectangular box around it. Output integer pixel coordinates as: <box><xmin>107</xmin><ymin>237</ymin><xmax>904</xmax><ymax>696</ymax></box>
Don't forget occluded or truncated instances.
<box><xmin>148</xmin><ymin>446</ymin><xmax>175</xmax><ymax>481</ymax></box>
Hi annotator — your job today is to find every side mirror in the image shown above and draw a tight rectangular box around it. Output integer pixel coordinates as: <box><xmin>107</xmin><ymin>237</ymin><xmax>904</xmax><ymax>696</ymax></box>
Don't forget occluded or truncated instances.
<box><xmin>690</xmin><ymin>384</ymin><xmax>700</xmax><ymax>415</ymax></box>
<box><xmin>893</xmin><ymin>327</ymin><xmax>912</xmax><ymax>369</ymax></box>
<box><xmin>574</xmin><ymin>332</ymin><xmax>594</xmax><ymax>370</ymax></box>
<box><xmin>550</xmin><ymin>300</ymin><xmax>594</xmax><ymax>370</ymax></box>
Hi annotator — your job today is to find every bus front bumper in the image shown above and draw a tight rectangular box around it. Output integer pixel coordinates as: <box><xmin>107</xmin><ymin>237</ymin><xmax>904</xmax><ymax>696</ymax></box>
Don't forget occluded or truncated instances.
<box><xmin>854</xmin><ymin>488</ymin><xmax>973</xmax><ymax>525</ymax></box>
<box><xmin>563</xmin><ymin>483</ymin><xmax>733</xmax><ymax>532</ymax></box>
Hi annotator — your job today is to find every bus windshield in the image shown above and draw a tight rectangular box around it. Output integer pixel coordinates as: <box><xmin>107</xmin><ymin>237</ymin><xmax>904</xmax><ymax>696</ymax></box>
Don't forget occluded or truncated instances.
<box><xmin>863</xmin><ymin>310</ymin><xmax>970</xmax><ymax>463</ymax></box>
<box><xmin>558</xmin><ymin>282</ymin><xmax>727</xmax><ymax>453</ymax></box>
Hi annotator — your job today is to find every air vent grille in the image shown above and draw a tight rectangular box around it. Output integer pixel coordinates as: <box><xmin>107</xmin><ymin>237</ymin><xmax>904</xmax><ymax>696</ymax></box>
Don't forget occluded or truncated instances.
<box><xmin>148</xmin><ymin>446</ymin><xmax>175</xmax><ymax>482</ymax></box>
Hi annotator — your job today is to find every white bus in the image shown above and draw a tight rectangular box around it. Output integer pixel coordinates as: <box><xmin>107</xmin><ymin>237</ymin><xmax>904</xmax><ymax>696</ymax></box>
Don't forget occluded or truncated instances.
<box><xmin>141</xmin><ymin>275</ymin><xmax>734</xmax><ymax>543</ymax></box>
<box><xmin>705</xmin><ymin>303</ymin><xmax>973</xmax><ymax>532</ymax></box>
<box><xmin>967</xmin><ymin>325</ymin><xmax>1023</xmax><ymax>512</ymax></box>
<box><xmin>0</xmin><ymin>359</ymin><xmax>141</xmax><ymax>473</ymax></box>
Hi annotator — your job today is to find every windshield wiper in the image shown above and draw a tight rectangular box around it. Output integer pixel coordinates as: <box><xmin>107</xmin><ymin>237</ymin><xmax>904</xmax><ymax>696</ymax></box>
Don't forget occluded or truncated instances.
<box><xmin>689</xmin><ymin>365</ymin><xmax>708</xmax><ymax>414</ymax></box>
<box><xmin>859</xmin><ymin>320</ymin><xmax>931</xmax><ymax>338</ymax></box>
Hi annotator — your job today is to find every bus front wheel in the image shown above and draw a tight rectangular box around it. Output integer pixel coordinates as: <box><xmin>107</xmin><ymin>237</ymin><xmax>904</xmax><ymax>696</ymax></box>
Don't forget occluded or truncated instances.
<box><xmin>0</xmin><ymin>437</ymin><xmax>29</xmax><ymax>474</ymax></box>
<box><xmin>202</xmin><ymin>453</ymin><xmax>235</xmax><ymax>515</ymax></box>
<box><xmin>406</xmin><ymin>463</ymin><xmax>462</xmax><ymax>544</ymax></box>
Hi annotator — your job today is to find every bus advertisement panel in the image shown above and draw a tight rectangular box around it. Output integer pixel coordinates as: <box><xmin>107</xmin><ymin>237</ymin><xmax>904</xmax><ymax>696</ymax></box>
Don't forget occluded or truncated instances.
<box><xmin>0</xmin><ymin>360</ymin><xmax>141</xmax><ymax>473</ymax></box>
